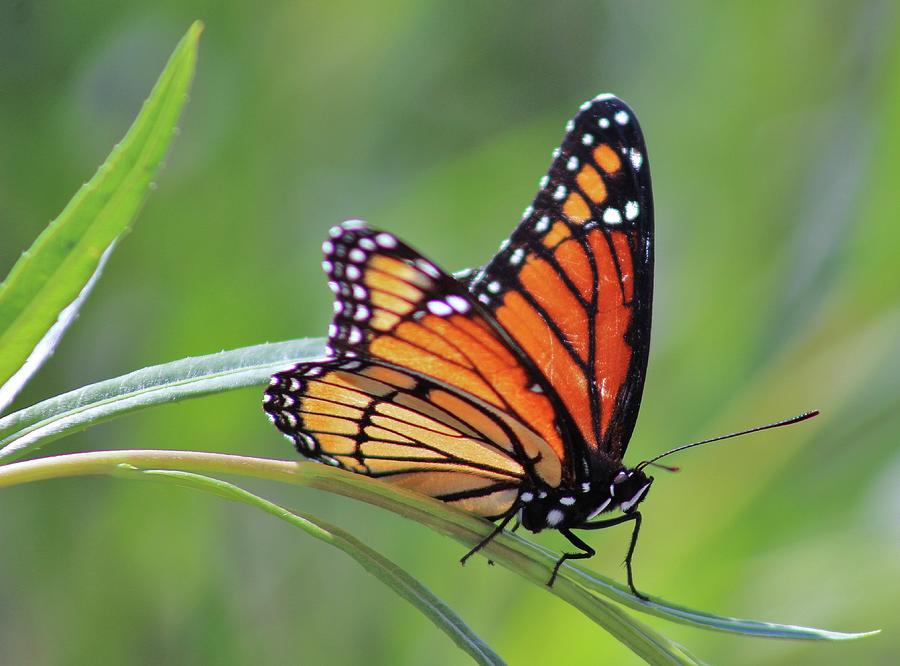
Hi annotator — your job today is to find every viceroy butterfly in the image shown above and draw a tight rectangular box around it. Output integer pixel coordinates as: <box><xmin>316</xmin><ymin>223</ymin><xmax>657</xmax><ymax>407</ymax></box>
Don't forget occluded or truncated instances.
<box><xmin>264</xmin><ymin>94</ymin><xmax>816</xmax><ymax>598</ymax></box>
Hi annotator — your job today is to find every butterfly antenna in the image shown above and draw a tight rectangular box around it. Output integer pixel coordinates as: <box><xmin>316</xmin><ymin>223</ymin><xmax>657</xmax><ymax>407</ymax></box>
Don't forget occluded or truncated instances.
<box><xmin>646</xmin><ymin>461</ymin><xmax>680</xmax><ymax>472</ymax></box>
<box><xmin>636</xmin><ymin>410</ymin><xmax>819</xmax><ymax>472</ymax></box>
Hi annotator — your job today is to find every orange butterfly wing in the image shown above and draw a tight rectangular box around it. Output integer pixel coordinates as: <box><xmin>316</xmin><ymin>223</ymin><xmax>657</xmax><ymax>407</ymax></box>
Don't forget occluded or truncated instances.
<box><xmin>469</xmin><ymin>95</ymin><xmax>653</xmax><ymax>464</ymax></box>
<box><xmin>267</xmin><ymin>220</ymin><xmax>568</xmax><ymax>492</ymax></box>
<box><xmin>265</xmin><ymin>357</ymin><xmax>559</xmax><ymax>517</ymax></box>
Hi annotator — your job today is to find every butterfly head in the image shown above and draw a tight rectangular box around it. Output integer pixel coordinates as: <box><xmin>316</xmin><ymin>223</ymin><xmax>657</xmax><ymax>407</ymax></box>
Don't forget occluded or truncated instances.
<box><xmin>518</xmin><ymin>467</ymin><xmax>653</xmax><ymax>533</ymax></box>
<box><xmin>608</xmin><ymin>467</ymin><xmax>653</xmax><ymax>515</ymax></box>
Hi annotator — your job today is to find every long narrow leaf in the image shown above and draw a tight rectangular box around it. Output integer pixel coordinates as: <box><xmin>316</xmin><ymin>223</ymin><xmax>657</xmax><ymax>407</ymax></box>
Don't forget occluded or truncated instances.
<box><xmin>0</xmin><ymin>339</ymin><xmax>324</xmax><ymax>463</ymax></box>
<box><xmin>0</xmin><ymin>241</ymin><xmax>115</xmax><ymax>413</ymax></box>
<box><xmin>0</xmin><ymin>21</ymin><xmax>202</xmax><ymax>395</ymax></box>
<box><xmin>0</xmin><ymin>453</ymin><xmax>701</xmax><ymax>665</ymax></box>
<box><xmin>126</xmin><ymin>468</ymin><xmax>507</xmax><ymax>666</ymax></box>
<box><xmin>0</xmin><ymin>450</ymin><xmax>875</xmax><ymax>646</ymax></box>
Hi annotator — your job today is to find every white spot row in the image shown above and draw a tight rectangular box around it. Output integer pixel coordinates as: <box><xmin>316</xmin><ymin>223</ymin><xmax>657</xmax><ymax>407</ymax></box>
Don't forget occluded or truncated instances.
<box><xmin>603</xmin><ymin>207</ymin><xmax>623</xmax><ymax>224</ymax></box>
<box><xmin>628</xmin><ymin>148</ymin><xmax>643</xmax><ymax>171</ymax></box>
<box><xmin>624</xmin><ymin>200</ymin><xmax>640</xmax><ymax>221</ymax></box>
<box><xmin>447</xmin><ymin>294</ymin><xmax>470</xmax><ymax>313</ymax></box>
<box><xmin>416</xmin><ymin>259</ymin><xmax>440</xmax><ymax>278</ymax></box>
<box><xmin>375</xmin><ymin>233</ymin><xmax>397</xmax><ymax>249</ymax></box>
<box><xmin>426</xmin><ymin>295</ymin><xmax>470</xmax><ymax>317</ymax></box>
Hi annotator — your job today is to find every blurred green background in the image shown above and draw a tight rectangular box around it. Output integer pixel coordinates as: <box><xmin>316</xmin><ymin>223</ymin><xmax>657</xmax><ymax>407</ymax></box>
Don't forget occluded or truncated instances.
<box><xmin>1</xmin><ymin>2</ymin><xmax>898</xmax><ymax>664</ymax></box>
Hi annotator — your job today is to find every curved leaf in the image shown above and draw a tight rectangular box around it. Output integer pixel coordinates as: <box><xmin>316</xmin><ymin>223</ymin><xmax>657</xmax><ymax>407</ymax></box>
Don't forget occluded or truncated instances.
<box><xmin>0</xmin><ymin>339</ymin><xmax>325</xmax><ymax>463</ymax></box>
<box><xmin>0</xmin><ymin>449</ymin><xmax>875</xmax><ymax>646</ymax></box>
<box><xmin>0</xmin><ymin>452</ymin><xmax>702</xmax><ymax>665</ymax></box>
<box><xmin>130</xmin><ymin>468</ymin><xmax>507</xmax><ymax>666</ymax></box>
<box><xmin>0</xmin><ymin>21</ymin><xmax>203</xmax><ymax>404</ymax></box>
<box><xmin>0</xmin><ymin>241</ymin><xmax>115</xmax><ymax>412</ymax></box>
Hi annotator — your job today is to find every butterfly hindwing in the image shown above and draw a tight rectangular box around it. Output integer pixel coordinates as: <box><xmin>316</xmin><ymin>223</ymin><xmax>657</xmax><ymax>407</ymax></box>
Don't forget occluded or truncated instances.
<box><xmin>265</xmin><ymin>357</ymin><xmax>562</xmax><ymax>516</ymax></box>
<box><xmin>469</xmin><ymin>94</ymin><xmax>653</xmax><ymax>462</ymax></box>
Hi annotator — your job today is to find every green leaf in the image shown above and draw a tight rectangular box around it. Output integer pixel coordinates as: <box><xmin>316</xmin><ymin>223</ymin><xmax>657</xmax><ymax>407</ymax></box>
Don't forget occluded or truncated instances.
<box><xmin>127</xmin><ymin>469</ymin><xmax>507</xmax><ymax>666</ymax></box>
<box><xmin>0</xmin><ymin>337</ymin><xmax>878</xmax><ymax>644</ymax></box>
<box><xmin>0</xmin><ymin>339</ymin><xmax>324</xmax><ymax>463</ymax></box>
<box><xmin>0</xmin><ymin>452</ymin><xmax>701</xmax><ymax>665</ymax></box>
<box><xmin>562</xmin><ymin>567</ymin><xmax>880</xmax><ymax>641</ymax></box>
<box><xmin>0</xmin><ymin>241</ymin><xmax>115</xmax><ymax>412</ymax></box>
<box><xmin>0</xmin><ymin>449</ymin><xmax>876</xmax><ymax>650</ymax></box>
<box><xmin>0</xmin><ymin>21</ymin><xmax>203</xmax><ymax>406</ymax></box>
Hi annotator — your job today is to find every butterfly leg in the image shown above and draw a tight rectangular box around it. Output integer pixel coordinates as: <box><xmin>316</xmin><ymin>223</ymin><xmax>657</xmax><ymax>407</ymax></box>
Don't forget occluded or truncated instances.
<box><xmin>460</xmin><ymin>508</ymin><xmax>517</xmax><ymax>567</ymax></box>
<box><xmin>548</xmin><ymin>529</ymin><xmax>596</xmax><ymax>586</ymax></box>
<box><xmin>580</xmin><ymin>512</ymin><xmax>646</xmax><ymax>600</ymax></box>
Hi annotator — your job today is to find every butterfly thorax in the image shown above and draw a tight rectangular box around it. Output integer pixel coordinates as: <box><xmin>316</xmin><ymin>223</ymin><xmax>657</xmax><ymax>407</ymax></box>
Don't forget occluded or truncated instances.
<box><xmin>518</xmin><ymin>468</ymin><xmax>653</xmax><ymax>533</ymax></box>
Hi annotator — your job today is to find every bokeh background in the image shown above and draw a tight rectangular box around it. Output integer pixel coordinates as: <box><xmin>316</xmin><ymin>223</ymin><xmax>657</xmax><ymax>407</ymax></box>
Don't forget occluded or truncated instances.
<box><xmin>1</xmin><ymin>2</ymin><xmax>898</xmax><ymax>664</ymax></box>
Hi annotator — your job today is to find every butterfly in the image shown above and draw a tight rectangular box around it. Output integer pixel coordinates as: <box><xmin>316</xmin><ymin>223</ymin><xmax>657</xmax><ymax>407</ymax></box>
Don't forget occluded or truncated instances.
<box><xmin>263</xmin><ymin>94</ymin><xmax>815</xmax><ymax>598</ymax></box>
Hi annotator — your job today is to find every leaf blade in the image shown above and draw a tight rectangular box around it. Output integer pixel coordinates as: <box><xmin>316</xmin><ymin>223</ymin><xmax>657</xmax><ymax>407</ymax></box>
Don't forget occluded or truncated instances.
<box><xmin>0</xmin><ymin>449</ymin><xmax>874</xmax><ymax>646</ymax></box>
<box><xmin>0</xmin><ymin>339</ymin><xmax>325</xmax><ymax>463</ymax></box>
<box><xmin>131</xmin><ymin>469</ymin><xmax>508</xmax><ymax>666</ymax></box>
<box><xmin>0</xmin><ymin>21</ymin><xmax>203</xmax><ymax>395</ymax></box>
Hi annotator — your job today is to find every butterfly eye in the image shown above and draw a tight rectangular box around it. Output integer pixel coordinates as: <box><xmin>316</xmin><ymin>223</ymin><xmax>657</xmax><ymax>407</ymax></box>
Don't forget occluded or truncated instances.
<box><xmin>613</xmin><ymin>471</ymin><xmax>628</xmax><ymax>484</ymax></box>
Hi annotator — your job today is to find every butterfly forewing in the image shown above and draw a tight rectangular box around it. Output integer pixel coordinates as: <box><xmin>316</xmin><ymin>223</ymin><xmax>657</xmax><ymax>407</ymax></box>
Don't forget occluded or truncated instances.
<box><xmin>315</xmin><ymin>221</ymin><xmax>574</xmax><ymax>480</ymax></box>
<box><xmin>469</xmin><ymin>95</ymin><xmax>653</xmax><ymax>463</ymax></box>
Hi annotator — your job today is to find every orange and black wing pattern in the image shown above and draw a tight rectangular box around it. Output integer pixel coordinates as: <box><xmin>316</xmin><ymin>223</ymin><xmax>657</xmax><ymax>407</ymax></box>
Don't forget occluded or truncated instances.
<box><xmin>265</xmin><ymin>357</ymin><xmax>560</xmax><ymax>517</ymax></box>
<box><xmin>265</xmin><ymin>221</ymin><xmax>568</xmax><ymax>491</ymax></box>
<box><xmin>469</xmin><ymin>94</ymin><xmax>653</xmax><ymax>465</ymax></box>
